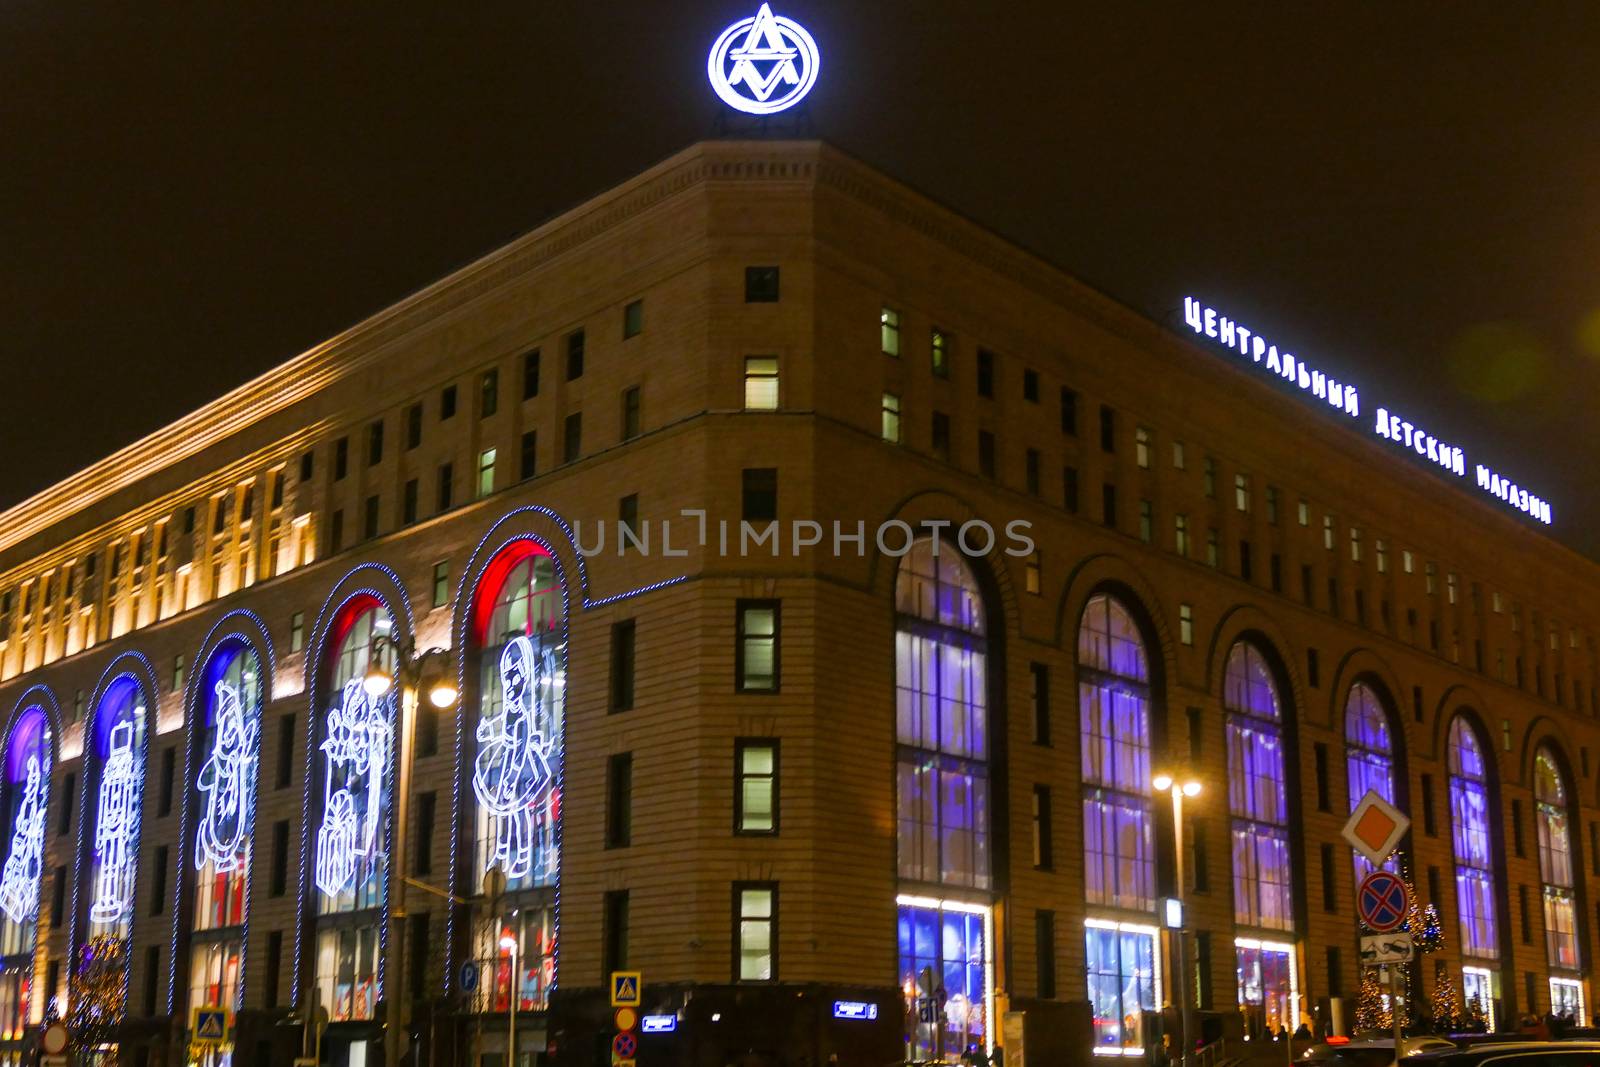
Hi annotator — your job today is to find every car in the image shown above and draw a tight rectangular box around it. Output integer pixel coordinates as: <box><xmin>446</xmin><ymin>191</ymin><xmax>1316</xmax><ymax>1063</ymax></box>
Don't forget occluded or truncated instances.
<box><xmin>1406</xmin><ymin>1041</ymin><xmax>1600</xmax><ymax>1065</ymax></box>
<box><xmin>1300</xmin><ymin>1036</ymin><xmax>1460</xmax><ymax>1064</ymax></box>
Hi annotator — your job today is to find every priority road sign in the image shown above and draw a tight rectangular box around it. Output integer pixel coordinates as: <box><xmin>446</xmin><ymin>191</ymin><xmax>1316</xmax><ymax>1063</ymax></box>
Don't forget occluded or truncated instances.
<box><xmin>1342</xmin><ymin>790</ymin><xmax>1410</xmax><ymax>866</ymax></box>
<box><xmin>1357</xmin><ymin>870</ymin><xmax>1410</xmax><ymax>933</ymax></box>
<box><xmin>610</xmin><ymin>970</ymin><xmax>642</xmax><ymax>1007</ymax></box>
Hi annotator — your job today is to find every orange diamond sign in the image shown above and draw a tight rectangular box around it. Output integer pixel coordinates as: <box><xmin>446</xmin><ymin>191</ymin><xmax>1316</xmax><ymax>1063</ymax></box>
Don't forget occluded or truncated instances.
<box><xmin>1341</xmin><ymin>789</ymin><xmax>1410</xmax><ymax>866</ymax></box>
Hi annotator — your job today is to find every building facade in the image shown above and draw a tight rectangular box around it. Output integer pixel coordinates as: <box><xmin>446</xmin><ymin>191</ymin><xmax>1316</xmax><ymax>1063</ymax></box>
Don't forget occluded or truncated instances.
<box><xmin>0</xmin><ymin>140</ymin><xmax>1597</xmax><ymax>1066</ymax></box>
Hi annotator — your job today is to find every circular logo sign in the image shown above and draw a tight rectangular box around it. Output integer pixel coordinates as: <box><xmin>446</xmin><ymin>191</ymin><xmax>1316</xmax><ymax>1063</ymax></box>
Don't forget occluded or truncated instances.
<box><xmin>1357</xmin><ymin>870</ymin><xmax>1409</xmax><ymax>933</ymax></box>
<box><xmin>707</xmin><ymin>3</ymin><xmax>820</xmax><ymax>115</ymax></box>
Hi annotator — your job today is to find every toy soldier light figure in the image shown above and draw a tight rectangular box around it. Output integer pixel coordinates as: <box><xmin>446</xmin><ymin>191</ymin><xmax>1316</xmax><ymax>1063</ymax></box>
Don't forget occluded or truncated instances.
<box><xmin>90</xmin><ymin>718</ymin><xmax>139</xmax><ymax>923</ymax></box>
<box><xmin>0</xmin><ymin>755</ymin><xmax>45</xmax><ymax>924</ymax></box>
<box><xmin>195</xmin><ymin>681</ymin><xmax>258</xmax><ymax>873</ymax></box>
<box><xmin>474</xmin><ymin>635</ymin><xmax>554</xmax><ymax>879</ymax></box>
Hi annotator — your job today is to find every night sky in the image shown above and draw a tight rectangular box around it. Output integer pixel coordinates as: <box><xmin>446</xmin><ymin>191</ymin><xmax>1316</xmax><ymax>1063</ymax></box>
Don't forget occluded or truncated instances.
<box><xmin>4</xmin><ymin>4</ymin><xmax>1598</xmax><ymax>556</ymax></box>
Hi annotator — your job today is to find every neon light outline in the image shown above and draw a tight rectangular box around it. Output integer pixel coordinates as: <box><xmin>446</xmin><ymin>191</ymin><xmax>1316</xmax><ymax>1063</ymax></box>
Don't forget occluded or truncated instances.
<box><xmin>315</xmin><ymin>679</ymin><xmax>391</xmax><ymax>898</ymax></box>
<box><xmin>89</xmin><ymin>718</ymin><xmax>139</xmax><ymax>923</ymax></box>
<box><xmin>194</xmin><ymin>679</ymin><xmax>258</xmax><ymax>873</ymax></box>
<box><xmin>0</xmin><ymin>755</ymin><xmax>45</xmax><ymax>924</ymax></box>
<box><xmin>472</xmin><ymin>635</ymin><xmax>556</xmax><ymax>880</ymax></box>
<box><xmin>707</xmin><ymin>3</ymin><xmax>820</xmax><ymax>116</ymax></box>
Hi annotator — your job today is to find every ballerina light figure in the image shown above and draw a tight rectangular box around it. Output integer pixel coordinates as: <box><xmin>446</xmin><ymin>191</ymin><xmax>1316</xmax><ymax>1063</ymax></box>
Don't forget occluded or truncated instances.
<box><xmin>474</xmin><ymin>635</ymin><xmax>554</xmax><ymax>879</ymax></box>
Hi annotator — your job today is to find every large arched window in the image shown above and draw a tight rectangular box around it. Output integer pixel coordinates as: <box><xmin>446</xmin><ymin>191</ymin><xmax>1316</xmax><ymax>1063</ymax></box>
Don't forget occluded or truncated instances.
<box><xmin>310</xmin><ymin>596</ymin><xmax>397</xmax><ymax>1024</ymax></box>
<box><xmin>894</xmin><ymin>538</ymin><xmax>992</xmax><ymax>1062</ymax></box>
<box><xmin>1535</xmin><ymin>746</ymin><xmax>1583</xmax><ymax>1021</ymax></box>
<box><xmin>1448</xmin><ymin>716</ymin><xmax>1498</xmax><ymax>964</ymax></box>
<box><xmin>467</xmin><ymin>543</ymin><xmax>564</xmax><ymax>1017</ymax></box>
<box><xmin>1224</xmin><ymin>641</ymin><xmax>1297</xmax><ymax>1037</ymax></box>
<box><xmin>1077</xmin><ymin>593</ymin><xmax>1158</xmax><ymax>1054</ymax></box>
<box><xmin>84</xmin><ymin>673</ymin><xmax>150</xmax><ymax>945</ymax></box>
<box><xmin>189</xmin><ymin>639</ymin><xmax>262</xmax><ymax>1017</ymax></box>
<box><xmin>0</xmin><ymin>704</ymin><xmax>50</xmax><ymax>1047</ymax></box>
<box><xmin>1344</xmin><ymin>682</ymin><xmax>1398</xmax><ymax>889</ymax></box>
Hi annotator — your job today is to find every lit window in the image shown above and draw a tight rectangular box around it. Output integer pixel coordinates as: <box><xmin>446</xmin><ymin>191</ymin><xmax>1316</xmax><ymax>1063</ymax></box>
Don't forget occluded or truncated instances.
<box><xmin>931</xmin><ymin>329</ymin><xmax>950</xmax><ymax>378</ymax></box>
<box><xmin>1403</xmin><ymin>550</ymin><xmax>1414</xmax><ymax>574</ymax></box>
<box><xmin>898</xmin><ymin>899</ymin><xmax>991</xmax><ymax>1059</ymax></box>
<box><xmin>1350</xmin><ymin>527</ymin><xmax>1362</xmax><ymax>563</ymax></box>
<box><xmin>1225</xmin><ymin>641</ymin><xmax>1294</xmax><ymax>933</ymax></box>
<box><xmin>1447</xmin><ymin>572</ymin><xmax>1459</xmax><ymax>605</ymax></box>
<box><xmin>881</xmin><ymin>393</ymin><xmax>902</xmax><ymax>444</ymax></box>
<box><xmin>1426</xmin><ymin>562</ymin><xmax>1438</xmax><ymax>594</ymax></box>
<box><xmin>1206</xmin><ymin>529</ymin><xmax>1218</xmax><ymax>568</ymax></box>
<box><xmin>1492</xmin><ymin>592</ymin><xmax>1503</xmax><ymax>614</ymax></box>
<box><xmin>744</xmin><ymin>357</ymin><xmax>779</xmax><ymax>411</ymax></box>
<box><xmin>881</xmin><ymin>308</ymin><xmax>901</xmax><ymax>356</ymax></box>
<box><xmin>1323</xmin><ymin>515</ymin><xmax>1335</xmax><ymax>551</ymax></box>
<box><xmin>1172</xmin><ymin>441</ymin><xmax>1186</xmax><ymax>470</ymax></box>
<box><xmin>1297</xmin><ymin>500</ymin><xmax>1309</xmax><ymax>526</ymax></box>
<box><xmin>1135</xmin><ymin>427</ymin><xmax>1151</xmax><ymax>469</ymax></box>
<box><xmin>1535</xmin><ymin>748</ymin><xmax>1581</xmax><ymax>978</ymax></box>
<box><xmin>1235</xmin><ymin>474</ymin><xmax>1250</xmax><ymax>512</ymax></box>
<box><xmin>1174</xmin><ymin>514</ymin><xmax>1189</xmax><ymax>557</ymax></box>
<box><xmin>1375</xmin><ymin>539</ymin><xmax>1388</xmax><ymax>574</ymax></box>
<box><xmin>1345</xmin><ymin>682</ymin><xmax>1398</xmax><ymax>892</ymax></box>
<box><xmin>737</xmin><ymin>602</ymin><xmax>779</xmax><ymax>692</ymax></box>
<box><xmin>477</xmin><ymin>449</ymin><xmax>496</xmax><ymax>499</ymax></box>
<box><xmin>1179</xmin><ymin>604</ymin><xmax>1193</xmax><ymax>646</ymax></box>
<box><xmin>1449</xmin><ymin>717</ymin><xmax>1499</xmax><ymax>960</ymax></box>
<box><xmin>736</xmin><ymin>884</ymin><xmax>776</xmax><ymax>981</ymax></box>
<box><xmin>1138</xmin><ymin>500</ymin><xmax>1152</xmax><ymax>543</ymax></box>
<box><xmin>1025</xmin><ymin>552</ymin><xmax>1041</xmax><ymax>595</ymax></box>
<box><xmin>735</xmin><ymin>740</ymin><xmax>778</xmax><ymax>835</ymax></box>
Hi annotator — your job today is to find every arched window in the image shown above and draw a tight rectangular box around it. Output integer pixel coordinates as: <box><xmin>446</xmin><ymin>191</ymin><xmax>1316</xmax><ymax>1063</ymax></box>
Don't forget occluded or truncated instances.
<box><xmin>893</xmin><ymin>538</ymin><xmax>992</xmax><ymax>1062</ymax></box>
<box><xmin>85</xmin><ymin>674</ymin><xmax>150</xmax><ymax>942</ymax></box>
<box><xmin>189</xmin><ymin>640</ymin><xmax>262</xmax><ymax>1017</ymax></box>
<box><xmin>1224</xmin><ymin>641</ymin><xmax>1297</xmax><ymax>1037</ymax></box>
<box><xmin>1077</xmin><ymin>593</ymin><xmax>1158</xmax><ymax>1055</ymax></box>
<box><xmin>468</xmin><ymin>543</ymin><xmax>564</xmax><ymax>1017</ymax></box>
<box><xmin>0</xmin><ymin>705</ymin><xmax>50</xmax><ymax>1045</ymax></box>
<box><xmin>311</xmin><ymin>596</ymin><xmax>397</xmax><ymax>1023</ymax></box>
<box><xmin>1535</xmin><ymin>746</ymin><xmax>1584</xmax><ymax>1020</ymax></box>
<box><xmin>1448</xmin><ymin>716</ymin><xmax>1498</xmax><ymax>962</ymax></box>
<box><xmin>1344</xmin><ymin>682</ymin><xmax>1398</xmax><ymax>888</ymax></box>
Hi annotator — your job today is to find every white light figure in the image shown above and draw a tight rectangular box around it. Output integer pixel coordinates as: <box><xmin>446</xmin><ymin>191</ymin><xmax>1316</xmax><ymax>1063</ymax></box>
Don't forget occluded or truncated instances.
<box><xmin>474</xmin><ymin>635</ymin><xmax>554</xmax><ymax>879</ymax></box>
<box><xmin>707</xmin><ymin>3</ymin><xmax>820</xmax><ymax>116</ymax></box>
<box><xmin>0</xmin><ymin>755</ymin><xmax>46</xmax><ymax>924</ymax></box>
<box><xmin>315</xmin><ymin>680</ymin><xmax>390</xmax><ymax>898</ymax></box>
<box><xmin>194</xmin><ymin>680</ymin><xmax>258</xmax><ymax>873</ymax></box>
<box><xmin>89</xmin><ymin>718</ymin><xmax>139</xmax><ymax>924</ymax></box>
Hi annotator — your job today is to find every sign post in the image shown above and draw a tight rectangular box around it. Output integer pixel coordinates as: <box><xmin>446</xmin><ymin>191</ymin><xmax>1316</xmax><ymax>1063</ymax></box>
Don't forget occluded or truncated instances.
<box><xmin>1345</xmin><ymin>795</ymin><xmax>1412</xmax><ymax>1055</ymax></box>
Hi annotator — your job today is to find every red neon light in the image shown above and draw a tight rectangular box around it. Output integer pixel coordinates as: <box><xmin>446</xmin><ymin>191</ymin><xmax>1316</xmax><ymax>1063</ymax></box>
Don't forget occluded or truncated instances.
<box><xmin>470</xmin><ymin>540</ymin><xmax>555</xmax><ymax>645</ymax></box>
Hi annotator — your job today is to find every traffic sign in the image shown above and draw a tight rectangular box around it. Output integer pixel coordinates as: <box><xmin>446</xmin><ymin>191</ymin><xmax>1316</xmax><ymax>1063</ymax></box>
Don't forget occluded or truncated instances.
<box><xmin>459</xmin><ymin>960</ymin><xmax>480</xmax><ymax>993</ymax></box>
<box><xmin>611</xmin><ymin>970</ymin><xmax>642</xmax><ymax>1007</ymax></box>
<box><xmin>1360</xmin><ymin>931</ymin><xmax>1414</xmax><ymax>964</ymax></box>
<box><xmin>1357</xmin><ymin>870</ymin><xmax>1409</xmax><ymax>933</ymax></box>
<box><xmin>192</xmin><ymin>1006</ymin><xmax>228</xmax><ymax>1044</ymax></box>
<box><xmin>41</xmin><ymin>1022</ymin><xmax>68</xmax><ymax>1055</ymax></box>
<box><xmin>614</xmin><ymin>1006</ymin><xmax>638</xmax><ymax>1031</ymax></box>
<box><xmin>612</xmin><ymin>1031</ymin><xmax>639</xmax><ymax>1060</ymax></box>
<box><xmin>1342</xmin><ymin>790</ymin><xmax>1410</xmax><ymax>866</ymax></box>
<box><xmin>42</xmin><ymin>1057</ymin><xmax>66</xmax><ymax>1067</ymax></box>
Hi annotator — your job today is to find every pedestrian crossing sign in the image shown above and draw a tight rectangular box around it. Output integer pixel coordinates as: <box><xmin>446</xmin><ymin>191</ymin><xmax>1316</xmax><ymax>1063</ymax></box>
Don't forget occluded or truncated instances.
<box><xmin>610</xmin><ymin>970</ymin><xmax>642</xmax><ymax>1007</ymax></box>
<box><xmin>192</xmin><ymin>1006</ymin><xmax>228</xmax><ymax>1044</ymax></box>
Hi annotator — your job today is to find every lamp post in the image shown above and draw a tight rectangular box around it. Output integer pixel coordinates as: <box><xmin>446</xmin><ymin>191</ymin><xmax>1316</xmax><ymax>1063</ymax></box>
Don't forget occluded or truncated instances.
<box><xmin>364</xmin><ymin>635</ymin><xmax>457</xmax><ymax>1067</ymax></box>
<box><xmin>1154</xmin><ymin>771</ymin><xmax>1203</xmax><ymax>1067</ymax></box>
<box><xmin>499</xmin><ymin>931</ymin><xmax>519</xmax><ymax>1067</ymax></box>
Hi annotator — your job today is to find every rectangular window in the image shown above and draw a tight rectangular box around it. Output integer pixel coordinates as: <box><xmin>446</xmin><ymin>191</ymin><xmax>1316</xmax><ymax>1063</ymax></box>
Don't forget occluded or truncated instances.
<box><xmin>1027</xmin><ymin>450</ymin><xmax>1042</xmax><ymax>497</ymax></box>
<box><xmin>519</xmin><ymin>431</ymin><xmax>537</xmax><ymax>481</ymax></box>
<box><xmin>437</xmin><ymin>463</ymin><xmax>454</xmax><ymax>512</ymax></box>
<box><xmin>50</xmin><ymin>866</ymin><xmax>64</xmax><ymax>927</ymax></box>
<box><xmin>1266</xmin><ymin>486</ymin><xmax>1279</xmax><ymax>524</ymax></box>
<box><xmin>1036</xmin><ymin>910</ymin><xmax>1057</xmax><ymax>999</ymax></box>
<box><xmin>744</xmin><ymin>266</ymin><xmax>780</xmax><ymax>303</ymax></box>
<box><xmin>734</xmin><ymin>884</ymin><xmax>777</xmax><ymax>981</ymax></box>
<box><xmin>1101</xmin><ymin>484</ymin><xmax>1117</xmax><ymax>528</ymax></box>
<box><xmin>742</xmin><ymin>468</ymin><xmax>778</xmax><ymax>522</ymax></box>
<box><xmin>1175</xmin><ymin>514</ymin><xmax>1189</xmax><ymax>557</ymax></box>
<box><xmin>1203</xmin><ymin>457</ymin><xmax>1215</xmax><ymax>498</ymax></box>
<box><xmin>1270</xmin><ymin>553</ymin><xmax>1282</xmax><ymax>593</ymax></box>
<box><xmin>264</xmin><ymin>930</ymin><xmax>282</xmax><ymax>1011</ymax></box>
<box><xmin>151</xmin><ymin>846</ymin><xmax>168</xmax><ymax>913</ymax></box>
<box><xmin>159</xmin><ymin>746</ymin><xmax>175</xmax><ymax>816</ymax></box>
<box><xmin>1235</xmin><ymin>473</ymin><xmax>1250</xmax><ymax>512</ymax></box>
<box><xmin>363</xmin><ymin>495</ymin><xmax>379</xmax><ymax>540</ymax></box>
<box><xmin>881</xmin><ymin>308</ymin><xmax>901</xmax><ymax>356</ymax></box>
<box><xmin>1135</xmin><ymin>426</ymin><xmax>1151</xmax><ymax>468</ymax></box>
<box><xmin>1030</xmin><ymin>662</ymin><xmax>1050</xmax><ymax>745</ymax></box>
<box><xmin>610</xmin><ymin>620</ymin><xmax>636</xmax><ymax>712</ymax></box>
<box><xmin>1314</xmin><ymin>742</ymin><xmax>1329</xmax><ymax>810</ymax></box>
<box><xmin>621</xmin><ymin>386</ymin><xmax>642</xmax><ymax>441</ymax></box>
<box><xmin>367</xmin><ymin>420</ymin><xmax>384</xmax><ymax>466</ymax></box>
<box><xmin>1308</xmin><ymin>648</ymin><xmax>1320</xmax><ymax>688</ymax></box>
<box><xmin>1138</xmin><ymin>499</ymin><xmax>1152</xmax><ymax>543</ymax></box>
<box><xmin>881</xmin><ymin>392</ymin><xmax>902</xmax><ymax>443</ymax></box>
<box><xmin>744</xmin><ymin>356</ymin><xmax>779</xmax><ymax>410</ymax></box>
<box><xmin>334</xmin><ymin>437</ymin><xmax>348</xmax><ymax>480</ymax></box>
<box><xmin>737</xmin><ymin>601</ymin><xmax>779</xmax><ymax>692</ymax></box>
<box><xmin>1205</xmin><ymin>528</ymin><xmax>1218</xmax><ymax>568</ymax></box>
<box><xmin>1063</xmin><ymin>466</ymin><xmax>1079</xmax><ymax>514</ymax></box>
<box><xmin>1022</xmin><ymin>368</ymin><xmax>1039</xmax><ymax>402</ymax></box>
<box><xmin>618</xmin><ymin>494</ymin><xmax>640</xmax><ymax>551</ymax></box>
<box><xmin>414</xmin><ymin>792</ymin><xmax>435</xmax><ymax>874</ymax></box>
<box><xmin>1326</xmin><ymin>947</ymin><xmax>1342</xmax><ymax>999</ymax></box>
<box><xmin>622</xmin><ymin>298</ymin><xmax>644</xmax><ymax>339</ymax></box>
<box><xmin>331</xmin><ymin>509</ymin><xmax>344</xmax><ymax>552</ymax></box>
<box><xmin>606</xmin><ymin>753</ymin><xmax>633</xmax><ymax>849</ymax></box>
<box><xmin>566</xmin><ymin>329</ymin><xmax>585</xmax><ymax>380</ymax></box>
<box><xmin>976</xmin><ymin>348</ymin><xmax>994</xmax><ymax>398</ymax></box>
<box><xmin>1323</xmin><ymin>514</ymin><xmax>1335</xmax><ymax>550</ymax></box>
<box><xmin>477</xmin><ymin>449</ymin><xmax>496</xmax><ymax>498</ymax></box>
<box><xmin>270</xmin><ymin>820</ymin><xmax>289</xmax><ymax>896</ymax></box>
<box><xmin>57</xmin><ymin>774</ymin><xmax>74</xmax><ymax>835</ymax></box>
<box><xmin>1511</xmin><ymin>799</ymin><xmax>1525</xmax><ymax>857</ymax></box>
<box><xmin>522</xmin><ymin>349</ymin><xmax>541</xmax><ymax>399</ymax></box>
<box><xmin>144</xmin><ymin>946</ymin><xmax>161</xmax><ymax>1016</ymax></box>
<box><xmin>1421</xmin><ymin>773</ymin><xmax>1436</xmax><ymax>835</ymax></box>
<box><xmin>931</xmin><ymin>411</ymin><xmax>951</xmax><ymax>460</ymax></box>
<box><xmin>402</xmin><ymin>479</ymin><xmax>419</xmax><ymax>525</ymax></box>
<box><xmin>1321</xmin><ymin>842</ymin><xmax>1337</xmax><ymax>911</ymax></box>
<box><xmin>1172</xmin><ymin>440</ymin><xmax>1186</xmax><ymax>469</ymax></box>
<box><xmin>440</xmin><ymin>384</ymin><xmax>457</xmax><ymax>420</ymax></box>
<box><xmin>1179</xmin><ymin>604</ymin><xmax>1194</xmax><ymax>646</ymax></box>
<box><xmin>1060</xmin><ymin>387</ymin><xmax>1077</xmax><ymax>435</ymax></box>
<box><xmin>1099</xmin><ymin>404</ymin><xmax>1115</xmax><ymax>452</ymax></box>
<box><xmin>432</xmin><ymin>562</ymin><xmax>449</xmax><ymax>609</ymax></box>
<box><xmin>603</xmin><ymin>890</ymin><xmax>629</xmax><ymax>977</ymax></box>
<box><xmin>1031</xmin><ymin>785</ymin><xmax>1053</xmax><ymax>870</ymax></box>
<box><xmin>931</xmin><ymin>329</ymin><xmax>951</xmax><ymax>378</ymax></box>
<box><xmin>977</xmin><ymin>431</ymin><xmax>996</xmax><ymax>478</ymax></box>
<box><xmin>1239</xmin><ymin>540</ymin><xmax>1252</xmax><ymax>581</ymax></box>
<box><xmin>276</xmin><ymin>714</ymin><xmax>295</xmax><ymax>788</ymax></box>
<box><xmin>290</xmin><ymin>612</ymin><xmax>305</xmax><ymax>653</ymax></box>
<box><xmin>735</xmin><ymin>739</ymin><xmax>778</xmax><ymax>835</ymax></box>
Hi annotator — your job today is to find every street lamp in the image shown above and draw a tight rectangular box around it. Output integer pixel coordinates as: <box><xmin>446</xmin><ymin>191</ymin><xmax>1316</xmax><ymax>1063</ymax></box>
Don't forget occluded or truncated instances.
<box><xmin>368</xmin><ymin>634</ymin><xmax>458</xmax><ymax>1067</ymax></box>
<box><xmin>500</xmin><ymin>930</ymin><xmax>520</xmax><ymax>1067</ymax></box>
<box><xmin>1154</xmin><ymin>770</ymin><xmax>1203</xmax><ymax>1067</ymax></box>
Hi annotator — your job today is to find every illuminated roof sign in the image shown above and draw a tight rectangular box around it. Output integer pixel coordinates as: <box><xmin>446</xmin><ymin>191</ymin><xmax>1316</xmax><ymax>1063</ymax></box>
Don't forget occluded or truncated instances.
<box><xmin>708</xmin><ymin>4</ymin><xmax>820</xmax><ymax>115</ymax></box>
<box><xmin>1183</xmin><ymin>297</ymin><xmax>1553</xmax><ymax>526</ymax></box>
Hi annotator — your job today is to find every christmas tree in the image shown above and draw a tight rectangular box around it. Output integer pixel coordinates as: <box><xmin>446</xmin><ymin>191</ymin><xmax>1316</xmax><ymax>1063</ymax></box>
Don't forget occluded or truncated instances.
<box><xmin>1430</xmin><ymin>959</ymin><xmax>1461</xmax><ymax>1031</ymax></box>
<box><xmin>69</xmin><ymin>934</ymin><xmax>127</xmax><ymax>1052</ymax></box>
<box><xmin>1355</xmin><ymin>968</ymin><xmax>1392</xmax><ymax>1031</ymax></box>
<box><xmin>1465</xmin><ymin>989</ymin><xmax>1487</xmax><ymax>1031</ymax></box>
<box><xmin>1415</xmin><ymin>904</ymin><xmax>1444</xmax><ymax>955</ymax></box>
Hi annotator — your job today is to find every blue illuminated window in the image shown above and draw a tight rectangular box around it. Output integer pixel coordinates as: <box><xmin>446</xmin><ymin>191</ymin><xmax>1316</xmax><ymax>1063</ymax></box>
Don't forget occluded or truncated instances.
<box><xmin>1345</xmin><ymin>682</ymin><xmax>1398</xmax><ymax>889</ymax></box>
<box><xmin>1449</xmin><ymin>716</ymin><xmax>1498</xmax><ymax>959</ymax></box>
<box><xmin>1534</xmin><ymin>747</ymin><xmax>1578</xmax><ymax>972</ymax></box>
<box><xmin>1225</xmin><ymin>642</ymin><xmax>1293</xmax><ymax>932</ymax></box>
<box><xmin>898</xmin><ymin>902</ymin><xmax>989</xmax><ymax>1059</ymax></box>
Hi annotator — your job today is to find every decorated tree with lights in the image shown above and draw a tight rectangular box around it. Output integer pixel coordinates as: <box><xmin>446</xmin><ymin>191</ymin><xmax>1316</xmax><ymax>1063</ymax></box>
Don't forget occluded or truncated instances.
<box><xmin>70</xmin><ymin>933</ymin><xmax>127</xmax><ymax>1052</ymax></box>
<box><xmin>1431</xmin><ymin>959</ymin><xmax>1461</xmax><ymax>1031</ymax></box>
<box><xmin>1355</xmin><ymin>968</ymin><xmax>1392</xmax><ymax>1031</ymax></box>
<box><xmin>1415</xmin><ymin>903</ymin><xmax>1444</xmax><ymax>955</ymax></box>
